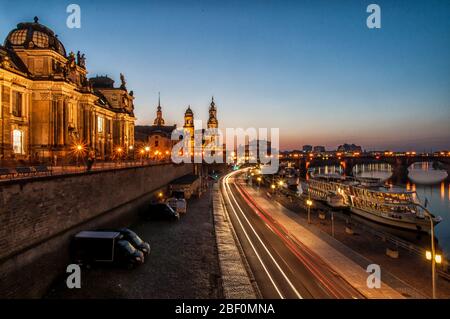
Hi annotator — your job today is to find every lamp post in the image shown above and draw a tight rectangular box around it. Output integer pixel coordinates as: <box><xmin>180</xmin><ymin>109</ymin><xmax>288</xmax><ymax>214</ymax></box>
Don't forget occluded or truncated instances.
<box><xmin>139</xmin><ymin>149</ymin><xmax>145</xmax><ymax>165</ymax></box>
<box><xmin>76</xmin><ymin>144</ymin><xmax>82</xmax><ymax>167</ymax></box>
<box><xmin>271</xmin><ymin>184</ymin><xmax>276</xmax><ymax>194</ymax></box>
<box><xmin>116</xmin><ymin>147</ymin><xmax>123</xmax><ymax>165</ymax></box>
<box><xmin>415</xmin><ymin>203</ymin><xmax>442</xmax><ymax>299</ymax></box>
<box><xmin>257</xmin><ymin>176</ymin><xmax>262</xmax><ymax>190</ymax></box>
<box><xmin>306</xmin><ymin>198</ymin><xmax>313</xmax><ymax>224</ymax></box>
<box><xmin>129</xmin><ymin>145</ymin><xmax>134</xmax><ymax>163</ymax></box>
<box><xmin>331</xmin><ymin>210</ymin><xmax>335</xmax><ymax>237</ymax></box>
<box><xmin>145</xmin><ymin>146</ymin><xmax>150</xmax><ymax>162</ymax></box>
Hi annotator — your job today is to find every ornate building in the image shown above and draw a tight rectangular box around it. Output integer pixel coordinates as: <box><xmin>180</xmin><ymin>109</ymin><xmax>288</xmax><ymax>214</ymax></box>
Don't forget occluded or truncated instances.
<box><xmin>134</xmin><ymin>97</ymin><xmax>220</xmax><ymax>159</ymax></box>
<box><xmin>207</xmin><ymin>97</ymin><xmax>218</xmax><ymax>129</ymax></box>
<box><xmin>183</xmin><ymin>105</ymin><xmax>195</xmax><ymax>154</ymax></box>
<box><xmin>134</xmin><ymin>95</ymin><xmax>176</xmax><ymax>160</ymax></box>
<box><xmin>0</xmin><ymin>17</ymin><xmax>135</xmax><ymax>164</ymax></box>
<box><xmin>183</xmin><ymin>97</ymin><xmax>221</xmax><ymax>156</ymax></box>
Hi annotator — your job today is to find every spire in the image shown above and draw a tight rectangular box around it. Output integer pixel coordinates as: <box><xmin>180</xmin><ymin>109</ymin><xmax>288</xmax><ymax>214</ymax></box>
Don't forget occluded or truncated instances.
<box><xmin>208</xmin><ymin>96</ymin><xmax>218</xmax><ymax>129</ymax></box>
<box><xmin>153</xmin><ymin>93</ymin><xmax>165</xmax><ymax>126</ymax></box>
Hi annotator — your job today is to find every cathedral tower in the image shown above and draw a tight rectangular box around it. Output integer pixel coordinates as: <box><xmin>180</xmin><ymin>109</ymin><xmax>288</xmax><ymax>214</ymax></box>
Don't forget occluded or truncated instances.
<box><xmin>153</xmin><ymin>93</ymin><xmax>165</xmax><ymax>126</ymax></box>
<box><xmin>207</xmin><ymin>96</ymin><xmax>218</xmax><ymax>129</ymax></box>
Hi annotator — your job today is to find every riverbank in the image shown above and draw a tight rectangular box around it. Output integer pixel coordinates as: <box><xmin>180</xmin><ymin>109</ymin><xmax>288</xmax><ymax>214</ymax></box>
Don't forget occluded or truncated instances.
<box><xmin>269</xmin><ymin>186</ymin><xmax>450</xmax><ymax>298</ymax></box>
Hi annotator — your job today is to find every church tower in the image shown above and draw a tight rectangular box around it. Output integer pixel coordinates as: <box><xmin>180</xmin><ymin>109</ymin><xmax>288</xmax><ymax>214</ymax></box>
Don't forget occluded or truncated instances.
<box><xmin>153</xmin><ymin>93</ymin><xmax>165</xmax><ymax>126</ymax></box>
<box><xmin>207</xmin><ymin>96</ymin><xmax>218</xmax><ymax>129</ymax></box>
<box><xmin>183</xmin><ymin>106</ymin><xmax>195</xmax><ymax>154</ymax></box>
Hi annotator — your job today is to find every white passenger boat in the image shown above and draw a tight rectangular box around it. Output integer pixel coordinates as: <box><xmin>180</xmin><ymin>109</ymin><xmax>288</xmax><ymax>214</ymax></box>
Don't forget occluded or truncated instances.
<box><xmin>302</xmin><ymin>176</ymin><xmax>442</xmax><ymax>232</ymax></box>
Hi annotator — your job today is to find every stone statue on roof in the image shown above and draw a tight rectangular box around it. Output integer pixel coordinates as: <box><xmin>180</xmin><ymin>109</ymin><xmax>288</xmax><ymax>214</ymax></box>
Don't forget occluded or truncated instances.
<box><xmin>120</xmin><ymin>73</ymin><xmax>127</xmax><ymax>90</ymax></box>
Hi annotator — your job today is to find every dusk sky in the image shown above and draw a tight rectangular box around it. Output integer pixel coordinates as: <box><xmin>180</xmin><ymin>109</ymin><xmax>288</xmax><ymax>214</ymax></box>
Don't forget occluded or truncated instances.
<box><xmin>1</xmin><ymin>0</ymin><xmax>449</xmax><ymax>151</ymax></box>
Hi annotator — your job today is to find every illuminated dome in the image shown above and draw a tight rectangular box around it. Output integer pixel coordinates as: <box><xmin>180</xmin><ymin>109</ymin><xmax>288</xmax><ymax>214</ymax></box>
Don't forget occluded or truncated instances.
<box><xmin>4</xmin><ymin>17</ymin><xmax>66</xmax><ymax>57</ymax></box>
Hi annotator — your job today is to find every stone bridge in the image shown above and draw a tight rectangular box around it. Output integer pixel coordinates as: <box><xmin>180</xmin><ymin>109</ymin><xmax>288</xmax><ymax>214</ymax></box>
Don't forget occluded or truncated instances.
<box><xmin>284</xmin><ymin>155</ymin><xmax>450</xmax><ymax>182</ymax></box>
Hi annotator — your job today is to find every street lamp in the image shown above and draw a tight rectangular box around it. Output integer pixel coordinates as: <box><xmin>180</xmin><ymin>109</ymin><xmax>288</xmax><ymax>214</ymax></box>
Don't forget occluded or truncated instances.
<box><xmin>73</xmin><ymin>143</ymin><xmax>85</xmax><ymax>167</ymax></box>
<box><xmin>306</xmin><ymin>198</ymin><xmax>313</xmax><ymax>224</ymax></box>
<box><xmin>116</xmin><ymin>147</ymin><xmax>123</xmax><ymax>164</ymax></box>
<box><xmin>415</xmin><ymin>203</ymin><xmax>441</xmax><ymax>299</ymax></box>
<box><xmin>128</xmin><ymin>145</ymin><xmax>134</xmax><ymax>162</ymax></box>
<box><xmin>257</xmin><ymin>176</ymin><xmax>262</xmax><ymax>190</ymax></box>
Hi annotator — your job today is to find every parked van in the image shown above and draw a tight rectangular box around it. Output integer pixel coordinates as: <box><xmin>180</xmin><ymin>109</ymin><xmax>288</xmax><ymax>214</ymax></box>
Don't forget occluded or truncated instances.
<box><xmin>72</xmin><ymin>231</ymin><xmax>144</xmax><ymax>268</ymax></box>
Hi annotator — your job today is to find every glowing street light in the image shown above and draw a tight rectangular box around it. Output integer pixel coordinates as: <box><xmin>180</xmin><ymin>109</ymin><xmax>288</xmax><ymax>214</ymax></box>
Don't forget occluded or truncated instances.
<box><xmin>72</xmin><ymin>143</ymin><xmax>86</xmax><ymax>167</ymax></box>
<box><xmin>417</xmin><ymin>203</ymin><xmax>442</xmax><ymax>299</ymax></box>
<box><xmin>426</xmin><ymin>250</ymin><xmax>442</xmax><ymax>264</ymax></box>
<box><xmin>306</xmin><ymin>199</ymin><xmax>313</xmax><ymax>224</ymax></box>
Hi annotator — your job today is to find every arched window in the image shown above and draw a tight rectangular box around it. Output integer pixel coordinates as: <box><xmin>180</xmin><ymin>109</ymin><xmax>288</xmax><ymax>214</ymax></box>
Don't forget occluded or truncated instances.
<box><xmin>12</xmin><ymin>129</ymin><xmax>24</xmax><ymax>154</ymax></box>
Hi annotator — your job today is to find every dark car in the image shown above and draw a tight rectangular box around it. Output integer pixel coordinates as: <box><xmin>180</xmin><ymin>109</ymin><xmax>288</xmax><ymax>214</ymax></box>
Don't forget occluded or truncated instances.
<box><xmin>95</xmin><ymin>228</ymin><xmax>151</xmax><ymax>256</ymax></box>
<box><xmin>140</xmin><ymin>203</ymin><xmax>179</xmax><ymax>220</ymax></box>
<box><xmin>115</xmin><ymin>239</ymin><xmax>145</xmax><ymax>268</ymax></box>
<box><xmin>117</xmin><ymin>228</ymin><xmax>151</xmax><ymax>256</ymax></box>
<box><xmin>72</xmin><ymin>231</ymin><xmax>144</xmax><ymax>269</ymax></box>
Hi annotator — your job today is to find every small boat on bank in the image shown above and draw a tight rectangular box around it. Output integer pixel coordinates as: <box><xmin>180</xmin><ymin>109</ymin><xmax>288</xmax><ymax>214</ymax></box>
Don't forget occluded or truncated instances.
<box><xmin>302</xmin><ymin>176</ymin><xmax>442</xmax><ymax>233</ymax></box>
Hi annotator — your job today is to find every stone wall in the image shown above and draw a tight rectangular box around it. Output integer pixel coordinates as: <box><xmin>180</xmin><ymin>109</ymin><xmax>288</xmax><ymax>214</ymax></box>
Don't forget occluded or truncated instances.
<box><xmin>0</xmin><ymin>163</ymin><xmax>193</xmax><ymax>298</ymax></box>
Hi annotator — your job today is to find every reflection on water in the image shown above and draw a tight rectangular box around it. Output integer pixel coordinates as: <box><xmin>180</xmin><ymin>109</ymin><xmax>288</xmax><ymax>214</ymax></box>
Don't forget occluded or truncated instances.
<box><xmin>312</xmin><ymin>165</ymin><xmax>342</xmax><ymax>176</ymax></box>
<box><xmin>354</xmin><ymin>163</ymin><xmax>392</xmax><ymax>181</ymax></box>
<box><xmin>311</xmin><ymin>162</ymin><xmax>450</xmax><ymax>256</ymax></box>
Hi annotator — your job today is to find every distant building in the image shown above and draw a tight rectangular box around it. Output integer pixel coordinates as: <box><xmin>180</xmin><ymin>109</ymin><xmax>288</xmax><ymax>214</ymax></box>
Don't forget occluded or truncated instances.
<box><xmin>135</xmin><ymin>96</ymin><xmax>221</xmax><ymax>159</ymax></box>
<box><xmin>302</xmin><ymin>145</ymin><xmax>313</xmax><ymax>152</ymax></box>
<box><xmin>135</xmin><ymin>95</ymin><xmax>176</xmax><ymax>160</ymax></box>
<box><xmin>337</xmin><ymin>143</ymin><xmax>362</xmax><ymax>153</ymax></box>
<box><xmin>313</xmin><ymin>146</ymin><xmax>326</xmax><ymax>153</ymax></box>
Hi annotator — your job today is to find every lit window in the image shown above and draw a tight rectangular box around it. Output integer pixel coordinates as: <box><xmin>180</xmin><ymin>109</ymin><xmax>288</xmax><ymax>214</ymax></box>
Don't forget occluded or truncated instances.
<box><xmin>97</xmin><ymin>116</ymin><xmax>104</xmax><ymax>133</ymax></box>
<box><xmin>13</xmin><ymin>129</ymin><xmax>24</xmax><ymax>154</ymax></box>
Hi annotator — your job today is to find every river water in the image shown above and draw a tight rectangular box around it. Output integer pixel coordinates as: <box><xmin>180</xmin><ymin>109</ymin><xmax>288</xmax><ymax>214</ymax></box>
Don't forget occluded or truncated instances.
<box><xmin>312</xmin><ymin>162</ymin><xmax>450</xmax><ymax>257</ymax></box>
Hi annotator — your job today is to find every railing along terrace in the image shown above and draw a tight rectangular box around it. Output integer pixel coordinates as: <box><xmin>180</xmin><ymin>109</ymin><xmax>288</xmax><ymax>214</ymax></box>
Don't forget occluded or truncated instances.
<box><xmin>0</xmin><ymin>159</ymin><xmax>172</xmax><ymax>182</ymax></box>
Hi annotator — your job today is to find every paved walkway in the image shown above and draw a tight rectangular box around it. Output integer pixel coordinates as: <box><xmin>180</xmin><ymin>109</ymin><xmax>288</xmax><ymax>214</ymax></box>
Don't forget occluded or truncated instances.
<box><xmin>212</xmin><ymin>183</ymin><xmax>258</xmax><ymax>298</ymax></box>
<box><xmin>45</xmin><ymin>189</ymin><xmax>222</xmax><ymax>299</ymax></box>
<box><xmin>244</xmin><ymin>185</ymin><xmax>406</xmax><ymax>299</ymax></box>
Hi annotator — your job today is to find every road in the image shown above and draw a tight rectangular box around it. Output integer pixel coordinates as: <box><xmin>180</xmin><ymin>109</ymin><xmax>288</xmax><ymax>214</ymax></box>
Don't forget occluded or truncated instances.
<box><xmin>221</xmin><ymin>169</ymin><xmax>365</xmax><ymax>299</ymax></box>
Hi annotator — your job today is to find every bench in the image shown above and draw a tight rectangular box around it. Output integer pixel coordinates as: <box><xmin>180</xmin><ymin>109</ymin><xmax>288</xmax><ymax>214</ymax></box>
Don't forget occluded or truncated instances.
<box><xmin>0</xmin><ymin>167</ymin><xmax>14</xmax><ymax>179</ymax></box>
<box><xmin>33</xmin><ymin>165</ymin><xmax>52</xmax><ymax>176</ymax></box>
<box><xmin>15</xmin><ymin>166</ymin><xmax>33</xmax><ymax>176</ymax></box>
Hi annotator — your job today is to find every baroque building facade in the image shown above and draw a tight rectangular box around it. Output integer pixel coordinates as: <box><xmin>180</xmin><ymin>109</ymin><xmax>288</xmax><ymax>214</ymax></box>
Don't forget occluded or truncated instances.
<box><xmin>0</xmin><ymin>17</ymin><xmax>135</xmax><ymax>164</ymax></box>
<box><xmin>135</xmin><ymin>97</ymin><xmax>220</xmax><ymax>158</ymax></box>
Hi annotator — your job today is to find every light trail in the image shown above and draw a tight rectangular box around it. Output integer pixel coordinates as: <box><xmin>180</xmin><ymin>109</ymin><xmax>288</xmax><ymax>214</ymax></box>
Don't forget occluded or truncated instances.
<box><xmin>222</xmin><ymin>171</ymin><xmax>304</xmax><ymax>299</ymax></box>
